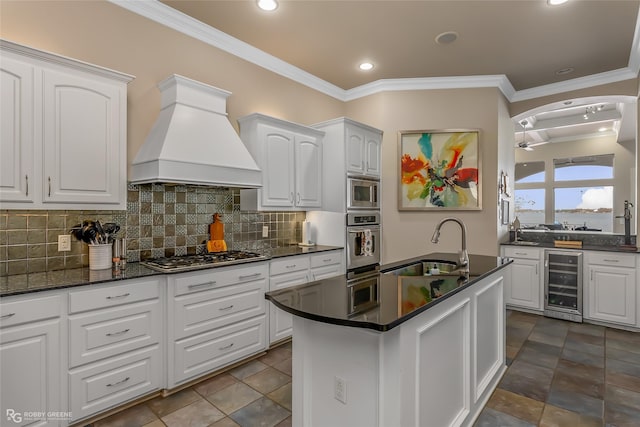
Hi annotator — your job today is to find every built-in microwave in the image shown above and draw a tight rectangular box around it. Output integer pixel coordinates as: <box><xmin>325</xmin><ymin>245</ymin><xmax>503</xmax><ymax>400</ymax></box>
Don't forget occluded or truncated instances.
<box><xmin>347</xmin><ymin>177</ymin><xmax>380</xmax><ymax>210</ymax></box>
<box><xmin>347</xmin><ymin>273</ymin><xmax>379</xmax><ymax>316</ymax></box>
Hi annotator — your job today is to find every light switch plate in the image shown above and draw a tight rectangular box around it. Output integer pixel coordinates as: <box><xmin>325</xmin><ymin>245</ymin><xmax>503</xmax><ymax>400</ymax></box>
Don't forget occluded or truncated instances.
<box><xmin>262</xmin><ymin>226</ymin><xmax>269</xmax><ymax>238</ymax></box>
<box><xmin>58</xmin><ymin>234</ymin><xmax>71</xmax><ymax>251</ymax></box>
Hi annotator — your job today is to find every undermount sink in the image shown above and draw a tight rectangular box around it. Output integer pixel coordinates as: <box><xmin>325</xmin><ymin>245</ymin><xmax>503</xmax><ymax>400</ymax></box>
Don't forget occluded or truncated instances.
<box><xmin>384</xmin><ymin>260</ymin><xmax>464</xmax><ymax>276</ymax></box>
<box><xmin>511</xmin><ymin>241</ymin><xmax>540</xmax><ymax>246</ymax></box>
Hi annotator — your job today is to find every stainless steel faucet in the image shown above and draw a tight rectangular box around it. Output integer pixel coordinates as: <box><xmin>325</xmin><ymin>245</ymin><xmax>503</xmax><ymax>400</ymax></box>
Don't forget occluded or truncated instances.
<box><xmin>431</xmin><ymin>217</ymin><xmax>469</xmax><ymax>270</ymax></box>
<box><xmin>615</xmin><ymin>200</ymin><xmax>634</xmax><ymax>246</ymax></box>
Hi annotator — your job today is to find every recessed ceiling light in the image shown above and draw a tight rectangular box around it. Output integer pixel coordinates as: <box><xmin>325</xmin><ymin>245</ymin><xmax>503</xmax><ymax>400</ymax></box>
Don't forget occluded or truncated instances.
<box><xmin>257</xmin><ymin>0</ymin><xmax>278</xmax><ymax>11</ymax></box>
<box><xmin>435</xmin><ymin>31</ymin><xmax>458</xmax><ymax>45</ymax></box>
<box><xmin>547</xmin><ymin>0</ymin><xmax>569</xmax><ymax>5</ymax></box>
<box><xmin>359</xmin><ymin>62</ymin><xmax>374</xmax><ymax>71</ymax></box>
<box><xmin>555</xmin><ymin>67</ymin><xmax>574</xmax><ymax>76</ymax></box>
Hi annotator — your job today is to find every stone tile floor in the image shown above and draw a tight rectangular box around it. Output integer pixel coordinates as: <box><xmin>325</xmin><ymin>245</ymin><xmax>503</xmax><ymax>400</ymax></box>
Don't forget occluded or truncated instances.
<box><xmin>85</xmin><ymin>311</ymin><xmax>640</xmax><ymax>427</ymax></box>
<box><xmin>475</xmin><ymin>310</ymin><xmax>640</xmax><ymax>427</ymax></box>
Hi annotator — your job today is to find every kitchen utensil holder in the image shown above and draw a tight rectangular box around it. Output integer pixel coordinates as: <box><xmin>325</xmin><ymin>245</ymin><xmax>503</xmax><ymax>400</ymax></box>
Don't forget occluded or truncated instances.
<box><xmin>89</xmin><ymin>244</ymin><xmax>112</xmax><ymax>270</ymax></box>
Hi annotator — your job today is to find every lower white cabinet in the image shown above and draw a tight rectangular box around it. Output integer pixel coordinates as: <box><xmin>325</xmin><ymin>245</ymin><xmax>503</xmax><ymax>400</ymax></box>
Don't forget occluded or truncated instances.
<box><xmin>167</xmin><ymin>262</ymin><xmax>268</xmax><ymax>388</ymax></box>
<box><xmin>586</xmin><ymin>251</ymin><xmax>637</xmax><ymax>326</ymax></box>
<box><xmin>67</xmin><ymin>278</ymin><xmax>163</xmax><ymax>423</ymax></box>
<box><xmin>0</xmin><ymin>294</ymin><xmax>63</xmax><ymax>427</ymax></box>
<box><xmin>501</xmin><ymin>246</ymin><xmax>542</xmax><ymax>311</ymax></box>
<box><xmin>268</xmin><ymin>250</ymin><xmax>344</xmax><ymax>345</ymax></box>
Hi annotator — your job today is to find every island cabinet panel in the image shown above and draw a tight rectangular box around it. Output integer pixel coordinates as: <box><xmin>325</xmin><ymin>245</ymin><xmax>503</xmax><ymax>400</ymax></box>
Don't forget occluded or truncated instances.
<box><xmin>290</xmin><ymin>268</ymin><xmax>507</xmax><ymax>427</ymax></box>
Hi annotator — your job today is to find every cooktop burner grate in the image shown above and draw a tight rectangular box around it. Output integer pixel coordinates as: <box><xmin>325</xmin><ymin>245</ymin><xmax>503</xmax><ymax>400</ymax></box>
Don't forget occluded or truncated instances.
<box><xmin>141</xmin><ymin>250</ymin><xmax>267</xmax><ymax>272</ymax></box>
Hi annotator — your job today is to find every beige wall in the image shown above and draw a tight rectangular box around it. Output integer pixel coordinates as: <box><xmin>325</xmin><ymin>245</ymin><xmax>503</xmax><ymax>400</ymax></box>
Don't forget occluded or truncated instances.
<box><xmin>3</xmin><ymin>1</ymin><xmax>637</xmax><ymax>264</ymax></box>
<box><xmin>346</xmin><ymin>89</ymin><xmax>504</xmax><ymax>263</ymax></box>
<box><xmin>0</xmin><ymin>0</ymin><xmax>345</xmax><ymax>176</ymax></box>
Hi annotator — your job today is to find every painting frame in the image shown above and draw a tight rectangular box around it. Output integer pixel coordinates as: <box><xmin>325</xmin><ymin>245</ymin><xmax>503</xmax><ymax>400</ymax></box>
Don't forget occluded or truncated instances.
<box><xmin>398</xmin><ymin>129</ymin><xmax>481</xmax><ymax>211</ymax></box>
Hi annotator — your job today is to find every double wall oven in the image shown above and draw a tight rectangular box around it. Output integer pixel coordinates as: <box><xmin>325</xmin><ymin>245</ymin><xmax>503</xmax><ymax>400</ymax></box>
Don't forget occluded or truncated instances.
<box><xmin>345</xmin><ymin>209</ymin><xmax>381</xmax><ymax>316</ymax></box>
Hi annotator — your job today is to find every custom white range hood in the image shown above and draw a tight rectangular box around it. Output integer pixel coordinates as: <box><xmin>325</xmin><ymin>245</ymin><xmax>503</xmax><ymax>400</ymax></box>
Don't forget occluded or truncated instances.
<box><xmin>130</xmin><ymin>74</ymin><xmax>261</xmax><ymax>188</ymax></box>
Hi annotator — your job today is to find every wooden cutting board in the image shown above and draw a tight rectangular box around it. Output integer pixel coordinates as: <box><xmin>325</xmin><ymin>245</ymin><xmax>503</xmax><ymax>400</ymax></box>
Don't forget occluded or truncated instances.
<box><xmin>554</xmin><ymin>240</ymin><xmax>583</xmax><ymax>248</ymax></box>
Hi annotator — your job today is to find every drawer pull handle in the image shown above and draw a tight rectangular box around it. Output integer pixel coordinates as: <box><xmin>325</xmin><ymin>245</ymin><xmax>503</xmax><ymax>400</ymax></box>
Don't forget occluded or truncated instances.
<box><xmin>603</xmin><ymin>259</ymin><xmax>619</xmax><ymax>263</ymax></box>
<box><xmin>239</xmin><ymin>273</ymin><xmax>261</xmax><ymax>279</ymax></box>
<box><xmin>188</xmin><ymin>281</ymin><xmax>217</xmax><ymax>289</ymax></box>
<box><xmin>323</xmin><ymin>259</ymin><xmax>332</xmax><ymax>263</ymax></box>
<box><xmin>106</xmin><ymin>328</ymin><xmax>130</xmax><ymax>337</ymax></box>
<box><xmin>25</xmin><ymin>175</ymin><xmax>28</xmax><ymax>196</ymax></box>
<box><xmin>48</xmin><ymin>176</ymin><xmax>51</xmax><ymax>197</ymax></box>
<box><xmin>219</xmin><ymin>343</ymin><xmax>234</xmax><ymax>351</ymax></box>
<box><xmin>285</xmin><ymin>264</ymin><xmax>296</xmax><ymax>269</ymax></box>
<box><xmin>106</xmin><ymin>377</ymin><xmax>130</xmax><ymax>387</ymax></box>
<box><xmin>219</xmin><ymin>305</ymin><xmax>234</xmax><ymax>311</ymax></box>
<box><xmin>0</xmin><ymin>313</ymin><xmax>16</xmax><ymax>319</ymax></box>
<box><xmin>106</xmin><ymin>293</ymin><xmax>131</xmax><ymax>300</ymax></box>
<box><xmin>515</xmin><ymin>252</ymin><xmax>527</xmax><ymax>256</ymax></box>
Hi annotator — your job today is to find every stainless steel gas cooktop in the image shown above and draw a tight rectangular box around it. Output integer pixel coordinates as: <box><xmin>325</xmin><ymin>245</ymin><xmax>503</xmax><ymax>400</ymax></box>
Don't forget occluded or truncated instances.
<box><xmin>141</xmin><ymin>251</ymin><xmax>268</xmax><ymax>273</ymax></box>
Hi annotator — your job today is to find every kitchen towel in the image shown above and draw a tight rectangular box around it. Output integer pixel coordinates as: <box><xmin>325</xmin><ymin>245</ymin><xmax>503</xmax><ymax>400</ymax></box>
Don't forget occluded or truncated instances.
<box><xmin>360</xmin><ymin>229</ymin><xmax>373</xmax><ymax>256</ymax></box>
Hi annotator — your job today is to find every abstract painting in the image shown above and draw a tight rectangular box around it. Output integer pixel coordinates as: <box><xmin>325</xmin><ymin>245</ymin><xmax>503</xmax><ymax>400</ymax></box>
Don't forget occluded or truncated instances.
<box><xmin>398</xmin><ymin>130</ymin><xmax>480</xmax><ymax>210</ymax></box>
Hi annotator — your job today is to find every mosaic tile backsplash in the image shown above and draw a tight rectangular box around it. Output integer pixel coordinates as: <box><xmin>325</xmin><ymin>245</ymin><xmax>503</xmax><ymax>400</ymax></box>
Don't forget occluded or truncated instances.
<box><xmin>0</xmin><ymin>184</ymin><xmax>306</xmax><ymax>276</ymax></box>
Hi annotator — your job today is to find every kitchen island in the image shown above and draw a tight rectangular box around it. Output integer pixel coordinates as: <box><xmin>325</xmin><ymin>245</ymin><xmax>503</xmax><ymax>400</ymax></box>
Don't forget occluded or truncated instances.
<box><xmin>266</xmin><ymin>253</ymin><xmax>511</xmax><ymax>427</ymax></box>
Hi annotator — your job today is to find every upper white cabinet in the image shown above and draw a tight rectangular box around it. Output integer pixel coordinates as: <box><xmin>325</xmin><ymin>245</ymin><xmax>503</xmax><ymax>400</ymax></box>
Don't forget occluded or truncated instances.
<box><xmin>0</xmin><ymin>40</ymin><xmax>133</xmax><ymax>210</ymax></box>
<box><xmin>585</xmin><ymin>251</ymin><xmax>637</xmax><ymax>327</ymax></box>
<box><xmin>313</xmin><ymin>118</ymin><xmax>383</xmax><ymax>212</ymax></box>
<box><xmin>239</xmin><ymin>113</ymin><xmax>324</xmax><ymax>211</ymax></box>
<box><xmin>346</xmin><ymin>124</ymin><xmax>381</xmax><ymax>177</ymax></box>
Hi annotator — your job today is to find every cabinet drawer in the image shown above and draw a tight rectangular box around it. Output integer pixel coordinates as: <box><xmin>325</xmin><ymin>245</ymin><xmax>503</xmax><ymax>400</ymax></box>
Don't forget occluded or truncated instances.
<box><xmin>503</xmin><ymin>247</ymin><xmax>541</xmax><ymax>260</ymax></box>
<box><xmin>0</xmin><ymin>295</ymin><xmax>61</xmax><ymax>327</ymax></box>
<box><xmin>173</xmin><ymin>263</ymin><xmax>268</xmax><ymax>297</ymax></box>
<box><xmin>69</xmin><ymin>279</ymin><xmax>161</xmax><ymax>314</ymax></box>
<box><xmin>69</xmin><ymin>299</ymin><xmax>162</xmax><ymax>368</ymax></box>
<box><xmin>270</xmin><ymin>255</ymin><xmax>310</xmax><ymax>276</ymax></box>
<box><xmin>587</xmin><ymin>251</ymin><xmax>636</xmax><ymax>268</ymax></box>
<box><xmin>172</xmin><ymin>315</ymin><xmax>266</xmax><ymax>387</ymax></box>
<box><xmin>173</xmin><ymin>280</ymin><xmax>266</xmax><ymax>340</ymax></box>
<box><xmin>310</xmin><ymin>250</ymin><xmax>342</xmax><ymax>268</ymax></box>
<box><xmin>69</xmin><ymin>345</ymin><xmax>162</xmax><ymax>422</ymax></box>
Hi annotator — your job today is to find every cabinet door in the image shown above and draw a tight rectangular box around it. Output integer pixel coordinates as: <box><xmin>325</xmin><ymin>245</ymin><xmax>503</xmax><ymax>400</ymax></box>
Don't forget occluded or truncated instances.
<box><xmin>588</xmin><ymin>266</ymin><xmax>636</xmax><ymax>325</ymax></box>
<box><xmin>364</xmin><ymin>130</ymin><xmax>381</xmax><ymax>177</ymax></box>
<box><xmin>0</xmin><ymin>56</ymin><xmax>35</xmax><ymax>204</ymax></box>
<box><xmin>345</xmin><ymin>126</ymin><xmax>365</xmax><ymax>175</ymax></box>
<box><xmin>269</xmin><ymin>270</ymin><xmax>309</xmax><ymax>344</ymax></box>
<box><xmin>294</xmin><ymin>134</ymin><xmax>322</xmax><ymax>208</ymax></box>
<box><xmin>259</xmin><ymin>124</ymin><xmax>295</xmax><ymax>207</ymax></box>
<box><xmin>1</xmin><ymin>319</ymin><xmax>61</xmax><ymax>427</ymax></box>
<box><xmin>506</xmin><ymin>259</ymin><xmax>541</xmax><ymax>310</ymax></box>
<box><xmin>42</xmin><ymin>68</ymin><xmax>123</xmax><ymax>205</ymax></box>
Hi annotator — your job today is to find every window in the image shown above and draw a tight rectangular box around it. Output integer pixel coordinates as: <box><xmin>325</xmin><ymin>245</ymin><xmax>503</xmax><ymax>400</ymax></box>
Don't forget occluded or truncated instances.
<box><xmin>514</xmin><ymin>155</ymin><xmax>615</xmax><ymax>231</ymax></box>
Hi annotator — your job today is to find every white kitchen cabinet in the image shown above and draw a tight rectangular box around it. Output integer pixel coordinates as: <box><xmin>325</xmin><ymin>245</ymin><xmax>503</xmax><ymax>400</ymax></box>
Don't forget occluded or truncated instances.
<box><xmin>238</xmin><ymin>113</ymin><xmax>324</xmax><ymax>211</ymax></box>
<box><xmin>67</xmin><ymin>277</ymin><xmax>163</xmax><ymax>423</ymax></box>
<box><xmin>501</xmin><ymin>246</ymin><xmax>542</xmax><ymax>311</ymax></box>
<box><xmin>312</xmin><ymin>118</ymin><xmax>383</xmax><ymax>212</ymax></box>
<box><xmin>346</xmin><ymin>124</ymin><xmax>381</xmax><ymax>177</ymax></box>
<box><xmin>0</xmin><ymin>294</ymin><xmax>63</xmax><ymax>427</ymax></box>
<box><xmin>586</xmin><ymin>251</ymin><xmax>637</xmax><ymax>327</ymax></box>
<box><xmin>268</xmin><ymin>250</ymin><xmax>344</xmax><ymax>345</ymax></box>
<box><xmin>0</xmin><ymin>39</ymin><xmax>133</xmax><ymax>210</ymax></box>
<box><xmin>167</xmin><ymin>262</ymin><xmax>268</xmax><ymax>388</ymax></box>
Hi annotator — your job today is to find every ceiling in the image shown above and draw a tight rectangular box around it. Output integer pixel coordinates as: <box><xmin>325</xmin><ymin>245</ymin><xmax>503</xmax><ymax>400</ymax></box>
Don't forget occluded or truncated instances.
<box><xmin>154</xmin><ymin>0</ymin><xmax>639</xmax><ymax>145</ymax></box>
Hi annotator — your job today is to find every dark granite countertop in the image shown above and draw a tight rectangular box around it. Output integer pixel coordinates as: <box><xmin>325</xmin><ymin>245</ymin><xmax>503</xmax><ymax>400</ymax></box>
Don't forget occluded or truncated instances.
<box><xmin>265</xmin><ymin>252</ymin><xmax>511</xmax><ymax>332</ymax></box>
<box><xmin>501</xmin><ymin>241</ymin><xmax>639</xmax><ymax>253</ymax></box>
<box><xmin>266</xmin><ymin>245</ymin><xmax>343</xmax><ymax>258</ymax></box>
<box><xmin>0</xmin><ymin>246</ymin><xmax>343</xmax><ymax>298</ymax></box>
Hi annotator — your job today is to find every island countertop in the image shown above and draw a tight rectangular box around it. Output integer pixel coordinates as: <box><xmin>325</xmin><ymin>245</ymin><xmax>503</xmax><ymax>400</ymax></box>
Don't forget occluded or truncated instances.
<box><xmin>265</xmin><ymin>252</ymin><xmax>511</xmax><ymax>332</ymax></box>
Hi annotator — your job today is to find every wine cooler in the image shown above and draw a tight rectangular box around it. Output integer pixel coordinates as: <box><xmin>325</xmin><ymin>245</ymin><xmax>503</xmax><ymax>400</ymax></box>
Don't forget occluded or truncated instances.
<box><xmin>544</xmin><ymin>250</ymin><xmax>583</xmax><ymax>323</ymax></box>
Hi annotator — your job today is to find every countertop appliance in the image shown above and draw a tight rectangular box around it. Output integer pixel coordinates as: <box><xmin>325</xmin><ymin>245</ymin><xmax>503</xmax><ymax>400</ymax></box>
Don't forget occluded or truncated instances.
<box><xmin>141</xmin><ymin>251</ymin><xmax>267</xmax><ymax>273</ymax></box>
<box><xmin>544</xmin><ymin>250</ymin><xmax>583</xmax><ymax>322</ymax></box>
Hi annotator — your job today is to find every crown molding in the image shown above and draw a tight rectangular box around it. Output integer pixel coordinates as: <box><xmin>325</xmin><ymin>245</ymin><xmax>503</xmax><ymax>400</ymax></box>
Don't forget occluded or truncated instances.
<box><xmin>110</xmin><ymin>0</ymin><xmax>640</xmax><ymax>104</ymax></box>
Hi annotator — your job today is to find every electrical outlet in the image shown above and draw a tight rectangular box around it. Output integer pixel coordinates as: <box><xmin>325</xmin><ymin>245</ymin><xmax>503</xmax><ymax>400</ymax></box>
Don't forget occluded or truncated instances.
<box><xmin>334</xmin><ymin>376</ymin><xmax>347</xmax><ymax>404</ymax></box>
<box><xmin>58</xmin><ymin>234</ymin><xmax>71</xmax><ymax>252</ymax></box>
<box><xmin>262</xmin><ymin>226</ymin><xmax>269</xmax><ymax>238</ymax></box>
